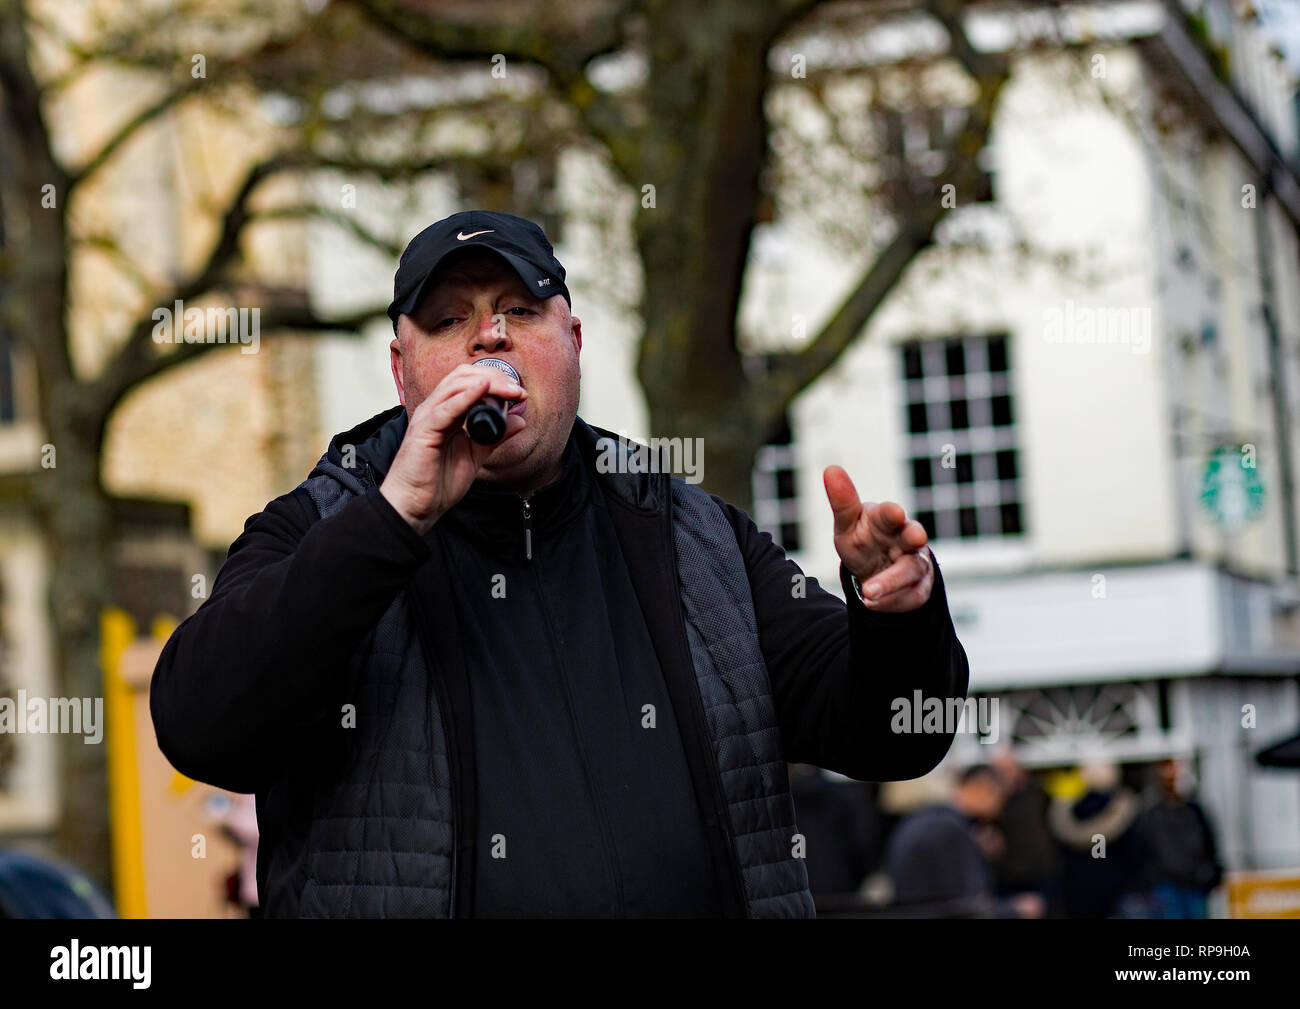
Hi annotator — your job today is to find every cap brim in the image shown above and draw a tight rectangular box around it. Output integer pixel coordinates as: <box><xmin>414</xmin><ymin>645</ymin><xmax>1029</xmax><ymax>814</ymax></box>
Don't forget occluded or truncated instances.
<box><xmin>389</xmin><ymin>241</ymin><xmax>568</xmax><ymax>326</ymax></box>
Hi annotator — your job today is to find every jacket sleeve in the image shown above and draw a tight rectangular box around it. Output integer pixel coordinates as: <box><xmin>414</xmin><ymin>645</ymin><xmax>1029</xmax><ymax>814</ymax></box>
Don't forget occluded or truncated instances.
<box><xmin>715</xmin><ymin>495</ymin><xmax>970</xmax><ymax>782</ymax></box>
<box><xmin>149</xmin><ymin>484</ymin><xmax>432</xmax><ymax>793</ymax></box>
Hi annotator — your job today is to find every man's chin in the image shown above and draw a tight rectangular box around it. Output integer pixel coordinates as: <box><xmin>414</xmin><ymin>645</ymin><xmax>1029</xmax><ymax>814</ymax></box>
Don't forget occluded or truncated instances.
<box><xmin>477</xmin><ymin>435</ymin><xmax>544</xmax><ymax>488</ymax></box>
<box><xmin>476</xmin><ymin>409</ymin><xmax>575</xmax><ymax>491</ymax></box>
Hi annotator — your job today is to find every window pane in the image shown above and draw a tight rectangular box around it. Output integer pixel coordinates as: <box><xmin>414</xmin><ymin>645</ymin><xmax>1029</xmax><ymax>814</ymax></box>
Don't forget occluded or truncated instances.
<box><xmin>949</xmin><ymin>398</ymin><xmax>970</xmax><ymax>429</ymax></box>
<box><xmin>987</xmin><ymin>337</ymin><xmax>1009</xmax><ymax>372</ymax></box>
<box><xmin>959</xmin><ymin>507</ymin><xmax>979</xmax><ymax>538</ymax></box>
<box><xmin>903</xmin><ymin>344</ymin><xmax>923</xmax><ymax>380</ymax></box>
<box><xmin>991</xmin><ymin>394</ymin><xmax>1014</xmax><ymax>426</ymax></box>
<box><xmin>996</xmin><ymin>449</ymin><xmax>1018</xmax><ymax>481</ymax></box>
<box><xmin>945</xmin><ymin>339</ymin><xmax>966</xmax><ymax>375</ymax></box>
<box><xmin>780</xmin><ymin>522</ymin><xmax>801</xmax><ymax>552</ymax></box>
<box><xmin>775</xmin><ymin>468</ymin><xmax>797</xmax><ymax>500</ymax></box>
<box><xmin>1000</xmin><ymin>501</ymin><xmax>1023</xmax><ymax>535</ymax></box>
<box><xmin>911</xmin><ymin>457</ymin><xmax>933</xmax><ymax>488</ymax></box>
<box><xmin>955</xmin><ymin>453</ymin><xmax>973</xmax><ymax>483</ymax></box>
<box><xmin>916</xmin><ymin>510</ymin><xmax>937</xmax><ymax>538</ymax></box>
<box><xmin>907</xmin><ymin>401</ymin><xmax>928</xmax><ymax>434</ymax></box>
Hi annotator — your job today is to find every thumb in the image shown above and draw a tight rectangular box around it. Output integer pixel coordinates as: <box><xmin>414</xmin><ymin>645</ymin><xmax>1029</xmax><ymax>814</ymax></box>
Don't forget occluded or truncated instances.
<box><xmin>823</xmin><ymin>465</ymin><xmax>862</xmax><ymax>536</ymax></box>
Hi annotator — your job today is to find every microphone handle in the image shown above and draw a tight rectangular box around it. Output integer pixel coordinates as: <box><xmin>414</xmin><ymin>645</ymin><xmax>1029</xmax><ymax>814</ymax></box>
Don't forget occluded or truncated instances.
<box><xmin>466</xmin><ymin>396</ymin><xmax>508</xmax><ymax>444</ymax></box>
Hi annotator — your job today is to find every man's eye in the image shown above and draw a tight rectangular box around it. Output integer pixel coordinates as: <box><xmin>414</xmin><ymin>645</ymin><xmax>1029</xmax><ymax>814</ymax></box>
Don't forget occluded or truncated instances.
<box><xmin>507</xmin><ymin>307</ymin><xmax>531</xmax><ymax>316</ymax></box>
<box><xmin>436</xmin><ymin>317</ymin><xmax>458</xmax><ymax>329</ymax></box>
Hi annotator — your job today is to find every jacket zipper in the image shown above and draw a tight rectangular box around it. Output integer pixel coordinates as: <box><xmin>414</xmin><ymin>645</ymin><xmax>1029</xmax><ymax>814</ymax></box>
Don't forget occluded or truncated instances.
<box><xmin>368</xmin><ymin>459</ymin><xmax>460</xmax><ymax>918</ymax></box>
<box><xmin>519</xmin><ymin>489</ymin><xmax>626</xmax><ymax>914</ymax></box>
<box><xmin>521</xmin><ymin>495</ymin><xmax>533</xmax><ymax>561</ymax></box>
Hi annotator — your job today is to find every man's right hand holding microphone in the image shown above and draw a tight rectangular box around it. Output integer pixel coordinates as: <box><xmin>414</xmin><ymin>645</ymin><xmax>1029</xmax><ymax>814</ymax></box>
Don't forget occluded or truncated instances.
<box><xmin>379</xmin><ymin>362</ymin><xmax>527</xmax><ymax>535</ymax></box>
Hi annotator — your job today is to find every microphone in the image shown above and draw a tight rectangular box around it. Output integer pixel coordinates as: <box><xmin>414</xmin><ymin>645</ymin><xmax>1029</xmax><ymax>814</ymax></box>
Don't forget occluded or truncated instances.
<box><xmin>465</xmin><ymin>358</ymin><xmax>522</xmax><ymax>445</ymax></box>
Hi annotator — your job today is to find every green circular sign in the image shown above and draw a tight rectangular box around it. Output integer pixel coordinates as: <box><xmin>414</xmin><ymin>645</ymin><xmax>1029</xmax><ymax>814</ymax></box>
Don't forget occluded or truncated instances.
<box><xmin>1200</xmin><ymin>445</ymin><xmax>1265</xmax><ymax>531</ymax></box>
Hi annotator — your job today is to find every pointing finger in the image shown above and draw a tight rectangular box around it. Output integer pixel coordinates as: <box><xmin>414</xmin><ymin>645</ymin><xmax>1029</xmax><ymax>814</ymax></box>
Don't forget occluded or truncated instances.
<box><xmin>823</xmin><ymin>466</ymin><xmax>862</xmax><ymax>536</ymax></box>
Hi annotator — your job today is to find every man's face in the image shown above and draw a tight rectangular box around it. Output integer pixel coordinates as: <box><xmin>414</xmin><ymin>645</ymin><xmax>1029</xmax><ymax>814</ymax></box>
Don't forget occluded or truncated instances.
<box><xmin>390</xmin><ymin>248</ymin><xmax>582</xmax><ymax>491</ymax></box>
<box><xmin>959</xmin><ymin>775</ymin><xmax>1005</xmax><ymax>821</ymax></box>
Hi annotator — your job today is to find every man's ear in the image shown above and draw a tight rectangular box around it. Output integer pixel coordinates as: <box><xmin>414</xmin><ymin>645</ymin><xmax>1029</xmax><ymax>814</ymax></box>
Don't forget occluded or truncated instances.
<box><xmin>389</xmin><ymin>329</ymin><xmax>406</xmax><ymax>408</ymax></box>
<box><xmin>570</xmin><ymin>314</ymin><xmax>582</xmax><ymax>355</ymax></box>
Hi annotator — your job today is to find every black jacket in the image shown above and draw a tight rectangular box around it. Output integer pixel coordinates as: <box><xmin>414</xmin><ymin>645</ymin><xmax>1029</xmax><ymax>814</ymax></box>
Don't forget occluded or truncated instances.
<box><xmin>885</xmin><ymin>803</ymin><xmax>995</xmax><ymax>913</ymax></box>
<box><xmin>150</xmin><ymin>407</ymin><xmax>970</xmax><ymax>917</ymax></box>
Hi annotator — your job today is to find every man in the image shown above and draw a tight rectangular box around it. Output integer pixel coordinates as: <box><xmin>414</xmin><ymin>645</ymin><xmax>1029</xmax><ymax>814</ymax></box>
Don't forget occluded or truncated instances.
<box><xmin>884</xmin><ymin>765</ymin><xmax>1043</xmax><ymax>918</ymax></box>
<box><xmin>1135</xmin><ymin>758</ymin><xmax>1222</xmax><ymax>919</ymax></box>
<box><xmin>991</xmin><ymin>749</ymin><xmax>1060</xmax><ymax>913</ymax></box>
<box><xmin>150</xmin><ymin>210</ymin><xmax>970</xmax><ymax>918</ymax></box>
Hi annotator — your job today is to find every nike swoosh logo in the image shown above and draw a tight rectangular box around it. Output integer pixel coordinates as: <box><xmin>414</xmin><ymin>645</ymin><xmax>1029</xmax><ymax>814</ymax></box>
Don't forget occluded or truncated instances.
<box><xmin>457</xmin><ymin>229</ymin><xmax>495</xmax><ymax>240</ymax></box>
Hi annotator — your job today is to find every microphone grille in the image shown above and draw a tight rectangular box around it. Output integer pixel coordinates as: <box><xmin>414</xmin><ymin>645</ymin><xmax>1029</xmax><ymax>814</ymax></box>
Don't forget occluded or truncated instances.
<box><xmin>471</xmin><ymin>357</ymin><xmax>520</xmax><ymax>385</ymax></box>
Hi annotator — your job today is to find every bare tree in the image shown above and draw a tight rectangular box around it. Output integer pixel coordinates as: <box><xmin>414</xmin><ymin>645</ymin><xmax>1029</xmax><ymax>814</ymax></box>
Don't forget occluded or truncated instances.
<box><xmin>0</xmin><ymin>0</ymin><xmax>561</xmax><ymax>891</ymax></box>
<box><xmin>0</xmin><ymin>0</ymin><xmax>1028</xmax><ymax>893</ymax></box>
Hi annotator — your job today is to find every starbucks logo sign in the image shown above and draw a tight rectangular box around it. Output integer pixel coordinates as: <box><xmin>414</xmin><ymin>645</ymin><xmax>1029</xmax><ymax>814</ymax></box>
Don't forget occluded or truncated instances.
<box><xmin>1200</xmin><ymin>444</ymin><xmax>1265</xmax><ymax>531</ymax></box>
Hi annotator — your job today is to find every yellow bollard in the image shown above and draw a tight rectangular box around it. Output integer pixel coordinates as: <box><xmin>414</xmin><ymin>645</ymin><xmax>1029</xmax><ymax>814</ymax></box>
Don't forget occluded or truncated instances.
<box><xmin>102</xmin><ymin>607</ymin><xmax>146</xmax><ymax>919</ymax></box>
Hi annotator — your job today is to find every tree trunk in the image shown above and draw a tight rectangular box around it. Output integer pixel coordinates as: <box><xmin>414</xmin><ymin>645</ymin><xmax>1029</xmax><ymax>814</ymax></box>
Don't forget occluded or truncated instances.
<box><xmin>34</xmin><ymin>414</ymin><xmax>115</xmax><ymax>896</ymax></box>
<box><xmin>635</xmin><ymin>0</ymin><xmax>790</xmax><ymax>515</ymax></box>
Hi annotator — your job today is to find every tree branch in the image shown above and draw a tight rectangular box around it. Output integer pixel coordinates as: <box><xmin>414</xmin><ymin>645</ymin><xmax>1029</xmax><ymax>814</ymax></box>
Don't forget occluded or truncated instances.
<box><xmin>248</xmin><ymin>203</ymin><xmax>404</xmax><ymax>259</ymax></box>
<box><xmin>84</xmin><ymin>153</ymin><xmax>291</xmax><ymax>420</ymax></box>
<box><xmin>347</xmin><ymin>0</ymin><xmax>642</xmax><ymax>181</ymax></box>
<box><xmin>75</xmin><ymin>232</ymin><xmax>164</xmax><ymax>299</ymax></box>
<box><xmin>756</xmin><ymin>0</ymin><xmax>1010</xmax><ymax>420</ymax></box>
<box><xmin>89</xmin><ymin>289</ymin><xmax>387</xmax><ymax>438</ymax></box>
<box><xmin>84</xmin><ymin>140</ymin><xmax>476</xmax><ymax>422</ymax></box>
<box><xmin>66</xmin><ymin>77</ymin><xmax>207</xmax><ymax>192</ymax></box>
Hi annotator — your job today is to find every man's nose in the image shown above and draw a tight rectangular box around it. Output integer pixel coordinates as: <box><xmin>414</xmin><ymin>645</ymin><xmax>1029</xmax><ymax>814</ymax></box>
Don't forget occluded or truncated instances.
<box><xmin>469</xmin><ymin>308</ymin><xmax>512</xmax><ymax>354</ymax></box>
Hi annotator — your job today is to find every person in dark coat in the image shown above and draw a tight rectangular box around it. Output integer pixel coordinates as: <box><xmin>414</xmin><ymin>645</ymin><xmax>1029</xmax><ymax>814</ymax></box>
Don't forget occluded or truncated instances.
<box><xmin>789</xmin><ymin>763</ymin><xmax>884</xmax><ymax>902</ymax></box>
<box><xmin>1048</xmin><ymin>762</ymin><xmax>1149</xmax><ymax>918</ymax></box>
<box><xmin>992</xmin><ymin>750</ymin><xmax>1061</xmax><ymax>914</ymax></box>
<box><xmin>884</xmin><ymin>765</ymin><xmax>1044</xmax><ymax>917</ymax></box>
<box><xmin>1135</xmin><ymin>759</ymin><xmax>1223</xmax><ymax>918</ymax></box>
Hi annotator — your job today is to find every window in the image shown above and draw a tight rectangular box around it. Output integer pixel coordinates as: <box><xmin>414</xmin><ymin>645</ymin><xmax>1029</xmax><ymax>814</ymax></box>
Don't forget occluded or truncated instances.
<box><xmin>752</xmin><ymin>415</ymin><xmax>801</xmax><ymax>552</ymax></box>
<box><xmin>900</xmin><ymin>335</ymin><xmax>1024</xmax><ymax>541</ymax></box>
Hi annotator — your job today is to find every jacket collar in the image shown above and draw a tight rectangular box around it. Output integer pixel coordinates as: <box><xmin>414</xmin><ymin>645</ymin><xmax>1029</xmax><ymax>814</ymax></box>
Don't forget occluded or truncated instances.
<box><xmin>438</xmin><ymin>429</ymin><xmax>589</xmax><ymax>559</ymax></box>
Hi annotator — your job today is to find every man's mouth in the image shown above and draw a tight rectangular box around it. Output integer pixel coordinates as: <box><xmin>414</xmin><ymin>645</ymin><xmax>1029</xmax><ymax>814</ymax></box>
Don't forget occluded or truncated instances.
<box><xmin>508</xmin><ymin>400</ymin><xmax>526</xmax><ymax>416</ymax></box>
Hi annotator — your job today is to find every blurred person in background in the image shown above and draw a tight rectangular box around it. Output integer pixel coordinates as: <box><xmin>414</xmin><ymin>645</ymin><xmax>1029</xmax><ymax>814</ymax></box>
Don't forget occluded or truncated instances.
<box><xmin>208</xmin><ymin>792</ymin><xmax>260</xmax><ymax>919</ymax></box>
<box><xmin>788</xmin><ymin>763</ymin><xmax>885</xmax><ymax>905</ymax></box>
<box><xmin>1134</xmin><ymin>758</ymin><xmax>1222</xmax><ymax>919</ymax></box>
<box><xmin>1048</xmin><ymin>761</ymin><xmax>1149</xmax><ymax>918</ymax></box>
<box><xmin>883</xmin><ymin>764</ymin><xmax>1044</xmax><ymax>918</ymax></box>
<box><xmin>991</xmin><ymin>749</ymin><xmax>1062</xmax><ymax>917</ymax></box>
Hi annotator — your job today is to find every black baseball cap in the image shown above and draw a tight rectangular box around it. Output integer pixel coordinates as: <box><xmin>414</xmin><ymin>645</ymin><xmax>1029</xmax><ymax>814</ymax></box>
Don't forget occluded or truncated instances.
<box><xmin>387</xmin><ymin>210</ymin><xmax>570</xmax><ymax>330</ymax></box>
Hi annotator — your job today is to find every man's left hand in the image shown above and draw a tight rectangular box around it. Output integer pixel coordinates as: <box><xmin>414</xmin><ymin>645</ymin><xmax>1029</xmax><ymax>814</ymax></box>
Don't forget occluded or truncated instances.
<box><xmin>824</xmin><ymin>465</ymin><xmax>934</xmax><ymax>613</ymax></box>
